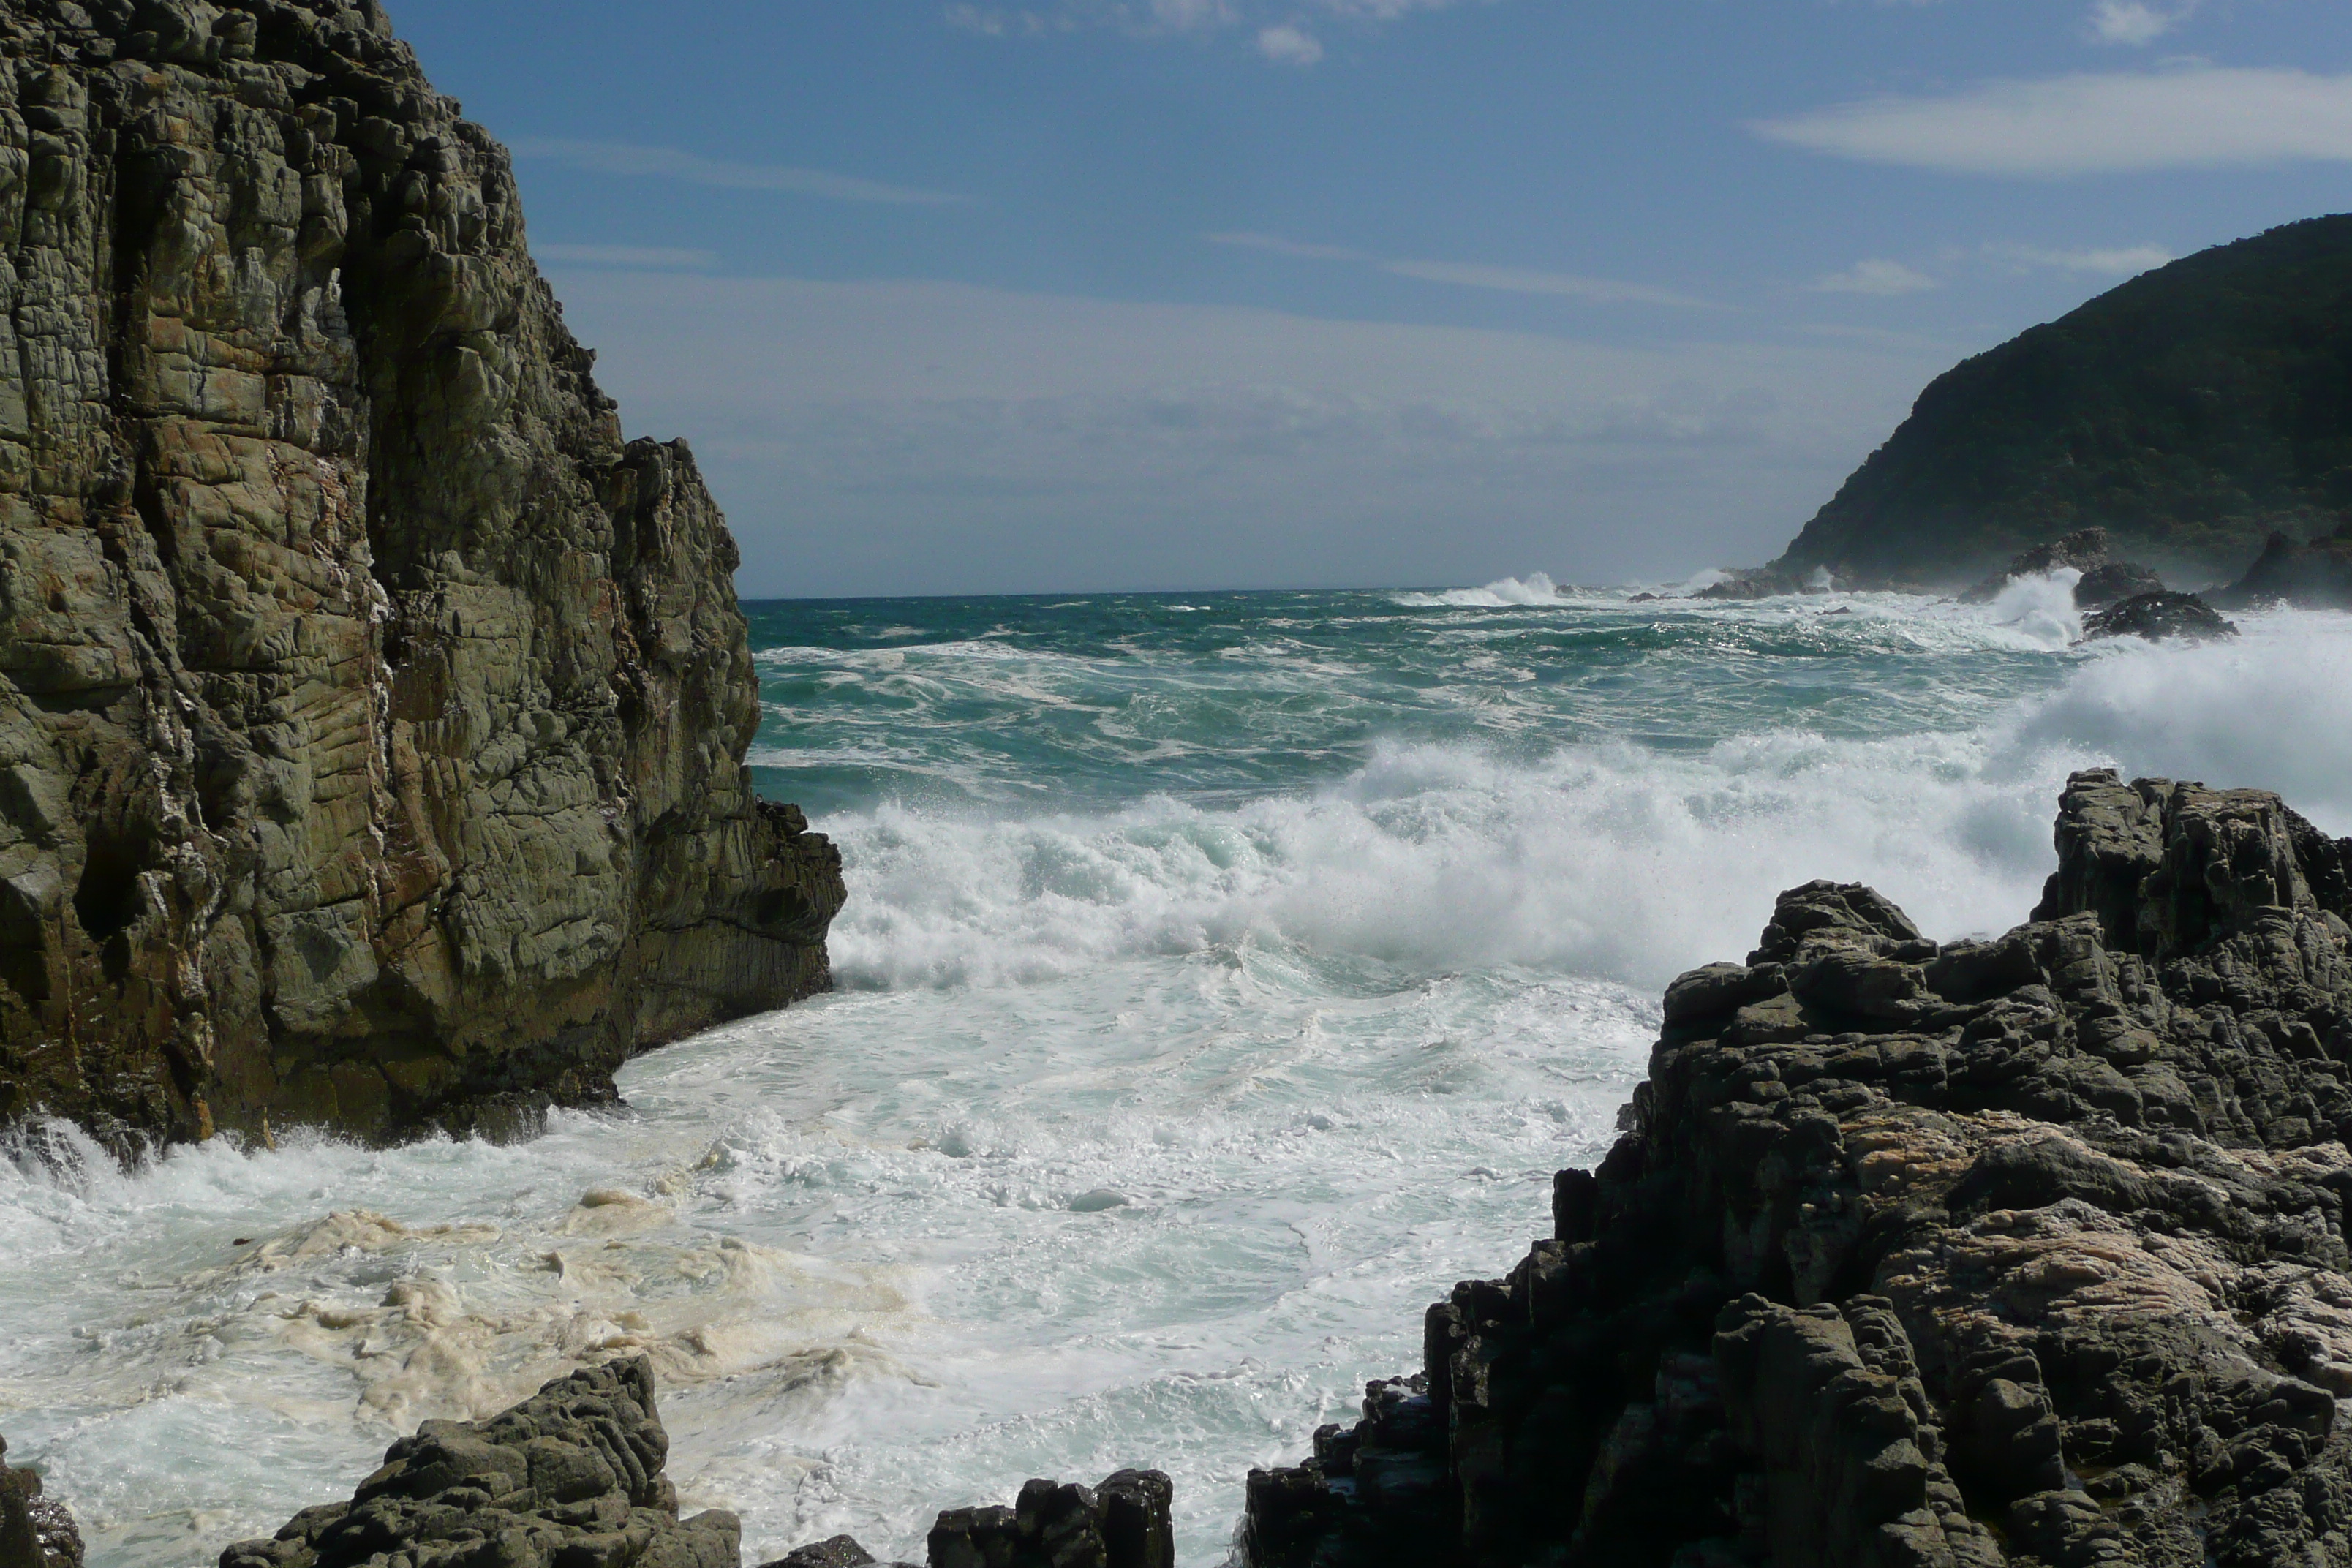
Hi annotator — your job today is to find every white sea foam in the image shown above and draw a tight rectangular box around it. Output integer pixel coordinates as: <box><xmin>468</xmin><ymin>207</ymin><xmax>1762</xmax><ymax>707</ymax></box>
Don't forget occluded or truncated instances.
<box><xmin>8</xmin><ymin>595</ymin><xmax>2351</xmax><ymax>1568</ymax></box>
<box><xmin>1390</xmin><ymin>573</ymin><xmax>1565</xmax><ymax>608</ymax></box>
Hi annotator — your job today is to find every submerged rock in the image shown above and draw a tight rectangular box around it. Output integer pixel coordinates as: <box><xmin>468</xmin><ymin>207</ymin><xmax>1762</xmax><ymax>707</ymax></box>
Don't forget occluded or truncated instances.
<box><xmin>0</xmin><ymin>1</ymin><xmax>845</xmax><ymax>1148</ymax></box>
<box><xmin>1240</xmin><ymin>769</ymin><xmax>2352</xmax><ymax>1568</ymax></box>
<box><xmin>0</xmin><ymin>1435</ymin><xmax>82</xmax><ymax>1568</ymax></box>
<box><xmin>220</xmin><ymin>1359</ymin><xmax>737</xmax><ymax>1568</ymax></box>
<box><xmin>2081</xmin><ymin>589</ymin><xmax>2239</xmax><ymax>642</ymax></box>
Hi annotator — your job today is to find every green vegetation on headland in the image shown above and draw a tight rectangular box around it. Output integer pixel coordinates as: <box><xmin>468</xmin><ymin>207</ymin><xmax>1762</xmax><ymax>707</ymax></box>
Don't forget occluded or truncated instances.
<box><xmin>1733</xmin><ymin>214</ymin><xmax>2352</xmax><ymax>593</ymax></box>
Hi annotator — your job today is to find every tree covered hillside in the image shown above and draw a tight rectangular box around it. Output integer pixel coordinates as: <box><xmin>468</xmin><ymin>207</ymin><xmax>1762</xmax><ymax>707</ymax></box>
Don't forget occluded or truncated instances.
<box><xmin>1773</xmin><ymin>214</ymin><xmax>2352</xmax><ymax>585</ymax></box>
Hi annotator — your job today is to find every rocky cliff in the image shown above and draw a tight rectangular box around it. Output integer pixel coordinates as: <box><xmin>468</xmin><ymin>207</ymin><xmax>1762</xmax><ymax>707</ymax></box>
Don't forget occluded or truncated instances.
<box><xmin>1760</xmin><ymin>215</ymin><xmax>2352</xmax><ymax>589</ymax></box>
<box><xmin>0</xmin><ymin>0</ymin><xmax>844</xmax><ymax>1150</ymax></box>
<box><xmin>1243</xmin><ymin>771</ymin><xmax>2352</xmax><ymax>1568</ymax></box>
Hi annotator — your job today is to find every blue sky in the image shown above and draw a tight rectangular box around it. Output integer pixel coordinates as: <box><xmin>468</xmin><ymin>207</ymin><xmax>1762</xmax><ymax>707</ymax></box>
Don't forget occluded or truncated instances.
<box><xmin>390</xmin><ymin>0</ymin><xmax>2352</xmax><ymax>596</ymax></box>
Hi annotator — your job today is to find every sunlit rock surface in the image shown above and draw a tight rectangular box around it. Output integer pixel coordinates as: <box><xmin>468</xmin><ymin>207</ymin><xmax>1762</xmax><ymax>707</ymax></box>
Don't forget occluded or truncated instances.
<box><xmin>0</xmin><ymin>0</ymin><xmax>843</xmax><ymax>1148</ymax></box>
<box><xmin>1243</xmin><ymin>770</ymin><xmax>2352</xmax><ymax>1568</ymax></box>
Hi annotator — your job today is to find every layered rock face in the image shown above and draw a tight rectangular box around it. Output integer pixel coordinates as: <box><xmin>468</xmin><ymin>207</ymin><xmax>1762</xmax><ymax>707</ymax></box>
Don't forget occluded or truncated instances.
<box><xmin>1244</xmin><ymin>772</ymin><xmax>2352</xmax><ymax>1568</ymax></box>
<box><xmin>0</xmin><ymin>0</ymin><xmax>843</xmax><ymax>1148</ymax></box>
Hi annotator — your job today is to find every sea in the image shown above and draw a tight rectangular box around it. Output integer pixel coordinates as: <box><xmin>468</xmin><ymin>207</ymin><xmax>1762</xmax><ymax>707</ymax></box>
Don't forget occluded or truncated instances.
<box><xmin>6</xmin><ymin>572</ymin><xmax>2352</xmax><ymax>1568</ymax></box>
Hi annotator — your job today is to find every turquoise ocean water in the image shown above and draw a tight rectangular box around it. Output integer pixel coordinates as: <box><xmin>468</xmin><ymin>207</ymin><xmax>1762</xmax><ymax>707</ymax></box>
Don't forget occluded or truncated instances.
<box><xmin>6</xmin><ymin>572</ymin><xmax>2352</xmax><ymax>1568</ymax></box>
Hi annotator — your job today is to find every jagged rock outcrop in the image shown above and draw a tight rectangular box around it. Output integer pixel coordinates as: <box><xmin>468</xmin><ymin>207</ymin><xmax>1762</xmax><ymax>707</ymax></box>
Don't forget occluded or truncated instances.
<box><xmin>0</xmin><ymin>0</ymin><xmax>843</xmax><ymax>1150</ymax></box>
<box><xmin>2215</xmin><ymin>524</ymin><xmax>2352</xmax><ymax>609</ymax></box>
<box><xmin>1242</xmin><ymin>770</ymin><xmax>2352</xmax><ymax>1568</ymax></box>
<box><xmin>221</xmin><ymin>1360</ymin><xmax>1175</xmax><ymax>1568</ymax></box>
<box><xmin>219</xmin><ymin>1359</ymin><xmax>739</xmax><ymax>1568</ymax></box>
<box><xmin>2081</xmin><ymin>590</ymin><xmax>2238</xmax><ymax>644</ymax></box>
<box><xmin>0</xmin><ymin>1434</ymin><xmax>82</xmax><ymax>1568</ymax></box>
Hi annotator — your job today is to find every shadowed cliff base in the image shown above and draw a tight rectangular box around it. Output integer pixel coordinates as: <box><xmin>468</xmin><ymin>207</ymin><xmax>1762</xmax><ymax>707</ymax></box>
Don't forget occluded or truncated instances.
<box><xmin>0</xmin><ymin>0</ymin><xmax>843</xmax><ymax>1154</ymax></box>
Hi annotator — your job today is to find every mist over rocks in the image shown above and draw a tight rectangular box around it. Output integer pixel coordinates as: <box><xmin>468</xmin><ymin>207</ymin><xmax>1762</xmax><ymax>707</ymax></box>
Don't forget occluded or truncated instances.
<box><xmin>0</xmin><ymin>0</ymin><xmax>843</xmax><ymax>1150</ymax></box>
<box><xmin>2216</xmin><ymin>526</ymin><xmax>2352</xmax><ymax>611</ymax></box>
<box><xmin>1238</xmin><ymin>769</ymin><xmax>2352</xmax><ymax>1568</ymax></box>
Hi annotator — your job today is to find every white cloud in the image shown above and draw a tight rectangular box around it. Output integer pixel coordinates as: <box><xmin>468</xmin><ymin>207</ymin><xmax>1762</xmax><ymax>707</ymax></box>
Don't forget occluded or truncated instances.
<box><xmin>2085</xmin><ymin>0</ymin><xmax>2196</xmax><ymax>46</ymax></box>
<box><xmin>945</xmin><ymin>0</ymin><xmax>1488</xmax><ymax>51</ymax></box>
<box><xmin>1209</xmin><ymin>232</ymin><xmax>1721</xmax><ymax>308</ymax></box>
<box><xmin>1753</xmin><ymin>67</ymin><xmax>2352</xmax><ymax>176</ymax></box>
<box><xmin>1983</xmin><ymin>241</ymin><xmax>2173</xmax><ymax>276</ymax></box>
<box><xmin>1256</xmin><ymin>23</ymin><xmax>1324</xmax><ymax>63</ymax></box>
<box><xmin>1207</xmin><ymin>230</ymin><xmax>1366</xmax><ymax>260</ymax></box>
<box><xmin>1809</xmin><ymin>258</ymin><xmax>1939</xmax><ymax>296</ymax></box>
<box><xmin>533</xmin><ymin>244</ymin><xmax>717</xmax><ymax>271</ymax></box>
<box><xmin>543</xmin><ymin>271</ymin><xmax>1943</xmax><ymax>595</ymax></box>
<box><xmin>508</xmin><ymin>139</ymin><xmax>974</xmax><ymax>206</ymax></box>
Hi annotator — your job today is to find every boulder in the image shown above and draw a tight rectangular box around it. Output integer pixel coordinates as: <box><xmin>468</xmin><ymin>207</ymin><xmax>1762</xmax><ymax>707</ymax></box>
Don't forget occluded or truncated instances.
<box><xmin>219</xmin><ymin>1360</ymin><xmax>736</xmax><ymax>1568</ymax></box>
<box><xmin>927</xmin><ymin>1471</ymin><xmax>1174</xmax><ymax>1568</ymax></box>
<box><xmin>2081</xmin><ymin>589</ymin><xmax>2239</xmax><ymax>642</ymax></box>
<box><xmin>1960</xmin><ymin>527</ymin><xmax>2115</xmax><ymax>603</ymax></box>
<box><xmin>2073</xmin><ymin>559</ymin><xmax>2166</xmax><ymax>608</ymax></box>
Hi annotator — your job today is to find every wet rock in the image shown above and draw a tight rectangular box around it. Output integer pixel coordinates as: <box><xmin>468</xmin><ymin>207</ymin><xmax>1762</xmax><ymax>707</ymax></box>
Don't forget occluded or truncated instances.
<box><xmin>1961</xmin><ymin>527</ymin><xmax>2116</xmax><ymax>603</ymax></box>
<box><xmin>2081</xmin><ymin>589</ymin><xmax>2239</xmax><ymax>643</ymax></box>
<box><xmin>2074</xmin><ymin>559</ymin><xmax>2166</xmax><ymax>608</ymax></box>
<box><xmin>754</xmin><ymin>1538</ymin><xmax>893</xmax><ymax>1568</ymax></box>
<box><xmin>927</xmin><ymin>1471</ymin><xmax>1173</xmax><ymax>1568</ymax></box>
<box><xmin>218</xmin><ymin>1358</ymin><xmax>737</xmax><ymax>1568</ymax></box>
<box><xmin>0</xmin><ymin>1435</ymin><xmax>83</xmax><ymax>1568</ymax></box>
<box><xmin>0</xmin><ymin>0</ymin><xmax>845</xmax><ymax>1148</ymax></box>
<box><xmin>1239</xmin><ymin>769</ymin><xmax>2352</xmax><ymax>1568</ymax></box>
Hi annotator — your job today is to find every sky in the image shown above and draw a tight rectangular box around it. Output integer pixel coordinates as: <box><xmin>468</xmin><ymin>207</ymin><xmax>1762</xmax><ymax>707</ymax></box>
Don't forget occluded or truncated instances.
<box><xmin>386</xmin><ymin>0</ymin><xmax>2352</xmax><ymax>598</ymax></box>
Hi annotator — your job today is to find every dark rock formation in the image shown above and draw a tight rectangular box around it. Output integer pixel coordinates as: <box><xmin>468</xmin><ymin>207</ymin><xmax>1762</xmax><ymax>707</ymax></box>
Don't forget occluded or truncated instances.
<box><xmin>756</xmin><ymin>1537</ymin><xmax>906</xmax><ymax>1568</ymax></box>
<box><xmin>2215</xmin><ymin>524</ymin><xmax>2352</xmax><ymax>609</ymax></box>
<box><xmin>0</xmin><ymin>1435</ymin><xmax>83</xmax><ymax>1568</ymax></box>
<box><xmin>219</xmin><ymin>1359</ymin><xmax>739</xmax><ymax>1568</ymax></box>
<box><xmin>1953</xmin><ymin>527</ymin><xmax>2171</xmax><ymax>612</ymax></box>
<box><xmin>2081</xmin><ymin>590</ymin><xmax>2239</xmax><ymax>644</ymax></box>
<box><xmin>0</xmin><ymin>1</ymin><xmax>844</xmax><ymax>1150</ymax></box>
<box><xmin>223</xmin><ymin>1362</ymin><xmax>1177</xmax><ymax>1568</ymax></box>
<box><xmin>924</xmin><ymin>1471</ymin><xmax>1174</xmax><ymax>1568</ymax></box>
<box><xmin>1241</xmin><ymin>769</ymin><xmax>2352</xmax><ymax>1568</ymax></box>
<box><xmin>2073</xmin><ymin>560</ymin><xmax>2166</xmax><ymax>611</ymax></box>
<box><xmin>1760</xmin><ymin>215</ymin><xmax>2352</xmax><ymax>588</ymax></box>
<box><xmin>1960</xmin><ymin>527</ymin><xmax>2117</xmax><ymax>603</ymax></box>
